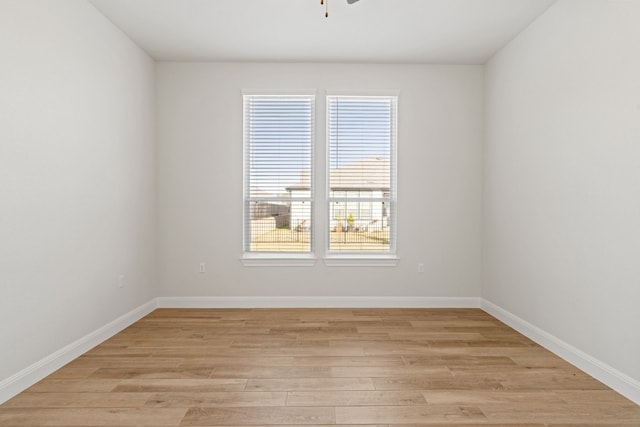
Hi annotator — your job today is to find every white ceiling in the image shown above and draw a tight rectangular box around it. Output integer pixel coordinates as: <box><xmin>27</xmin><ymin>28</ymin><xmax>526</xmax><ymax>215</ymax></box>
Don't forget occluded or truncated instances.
<box><xmin>89</xmin><ymin>0</ymin><xmax>556</xmax><ymax>64</ymax></box>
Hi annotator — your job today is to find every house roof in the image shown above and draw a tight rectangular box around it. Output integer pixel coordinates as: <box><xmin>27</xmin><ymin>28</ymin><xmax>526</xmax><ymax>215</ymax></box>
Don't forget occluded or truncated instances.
<box><xmin>287</xmin><ymin>156</ymin><xmax>390</xmax><ymax>191</ymax></box>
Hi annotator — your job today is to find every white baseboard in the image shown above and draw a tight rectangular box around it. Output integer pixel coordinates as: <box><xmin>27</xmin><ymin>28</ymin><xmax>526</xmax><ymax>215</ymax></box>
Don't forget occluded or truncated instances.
<box><xmin>157</xmin><ymin>296</ymin><xmax>481</xmax><ymax>309</ymax></box>
<box><xmin>0</xmin><ymin>299</ymin><xmax>157</xmax><ymax>405</ymax></box>
<box><xmin>481</xmin><ymin>298</ymin><xmax>640</xmax><ymax>405</ymax></box>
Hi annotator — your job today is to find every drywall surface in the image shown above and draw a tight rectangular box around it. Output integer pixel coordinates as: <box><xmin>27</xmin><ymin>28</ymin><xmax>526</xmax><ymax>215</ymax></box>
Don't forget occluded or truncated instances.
<box><xmin>0</xmin><ymin>0</ymin><xmax>155</xmax><ymax>381</ymax></box>
<box><xmin>484</xmin><ymin>0</ymin><xmax>640</xmax><ymax>382</ymax></box>
<box><xmin>156</xmin><ymin>62</ymin><xmax>483</xmax><ymax>298</ymax></box>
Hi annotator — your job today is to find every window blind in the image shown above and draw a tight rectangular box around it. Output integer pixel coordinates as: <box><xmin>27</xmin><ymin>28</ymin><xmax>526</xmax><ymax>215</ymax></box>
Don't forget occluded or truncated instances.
<box><xmin>243</xmin><ymin>95</ymin><xmax>314</xmax><ymax>253</ymax></box>
<box><xmin>327</xmin><ymin>96</ymin><xmax>397</xmax><ymax>254</ymax></box>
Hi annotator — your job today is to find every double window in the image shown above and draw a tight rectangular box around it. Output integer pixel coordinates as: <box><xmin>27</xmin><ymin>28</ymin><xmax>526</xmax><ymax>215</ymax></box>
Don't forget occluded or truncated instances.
<box><xmin>243</xmin><ymin>92</ymin><xmax>397</xmax><ymax>260</ymax></box>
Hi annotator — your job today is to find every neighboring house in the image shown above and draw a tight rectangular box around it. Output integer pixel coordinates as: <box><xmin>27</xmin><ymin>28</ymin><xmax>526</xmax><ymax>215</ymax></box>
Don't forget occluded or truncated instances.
<box><xmin>287</xmin><ymin>156</ymin><xmax>390</xmax><ymax>232</ymax></box>
<box><xmin>248</xmin><ymin>188</ymin><xmax>291</xmax><ymax>237</ymax></box>
<box><xmin>250</xmin><ymin>202</ymin><xmax>289</xmax><ymax>221</ymax></box>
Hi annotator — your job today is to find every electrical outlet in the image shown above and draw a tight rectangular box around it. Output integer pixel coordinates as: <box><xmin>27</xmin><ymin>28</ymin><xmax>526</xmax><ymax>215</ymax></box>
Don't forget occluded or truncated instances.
<box><xmin>199</xmin><ymin>262</ymin><xmax>206</xmax><ymax>274</ymax></box>
<box><xmin>118</xmin><ymin>274</ymin><xmax>125</xmax><ymax>288</ymax></box>
<box><xmin>417</xmin><ymin>263</ymin><xmax>424</xmax><ymax>273</ymax></box>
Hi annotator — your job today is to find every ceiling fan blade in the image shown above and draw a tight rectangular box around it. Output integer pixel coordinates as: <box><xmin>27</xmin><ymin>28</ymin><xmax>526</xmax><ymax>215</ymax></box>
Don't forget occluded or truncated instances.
<box><xmin>346</xmin><ymin>0</ymin><xmax>360</xmax><ymax>4</ymax></box>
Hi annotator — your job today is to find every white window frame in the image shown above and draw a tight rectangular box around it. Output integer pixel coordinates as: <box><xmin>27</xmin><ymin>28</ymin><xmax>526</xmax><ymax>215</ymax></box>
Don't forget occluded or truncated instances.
<box><xmin>324</xmin><ymin>93</ymin><xmax>398</xmax><ymax>266</ymax></box>
<box><xmin>241</xmin><ymin>90</ymin><xmax>317</xmax><ymax>267</ymax></box>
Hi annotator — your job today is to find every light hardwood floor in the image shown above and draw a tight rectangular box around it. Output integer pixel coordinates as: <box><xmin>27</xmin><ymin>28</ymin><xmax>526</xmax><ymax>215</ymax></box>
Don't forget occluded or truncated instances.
<box><xmin>1</xmin><ymin>308</ymin><xmax>639</xmax><ymax>426</ymax></box>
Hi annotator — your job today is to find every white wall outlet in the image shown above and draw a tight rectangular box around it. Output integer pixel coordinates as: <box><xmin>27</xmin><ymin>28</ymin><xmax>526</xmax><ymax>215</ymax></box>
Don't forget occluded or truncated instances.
<box><xmin>199</xmin><ymin>262</ymin><xmax>206</xmax><ymax>273</ymax></box>
<box><xmin>118</xmin><ymin>274</ymin><xmax>125</xmax><ymax>288</ymax></box>
<box><xmin>417</xmin><ymin>263</ymin><xmax>424</xmax><ymax>273</ymax></box>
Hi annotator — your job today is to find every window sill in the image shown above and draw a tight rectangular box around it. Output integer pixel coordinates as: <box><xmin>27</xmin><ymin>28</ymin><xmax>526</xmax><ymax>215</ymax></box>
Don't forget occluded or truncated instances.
<box><xmin>240</xmin><ymin>254</ymin><xmax>317</xmax><ymax>267</ymax></box>
<box><xmin>323</xmin><ymin>255</ymin><xmax>399</xmax><ymax>267</ymax></box>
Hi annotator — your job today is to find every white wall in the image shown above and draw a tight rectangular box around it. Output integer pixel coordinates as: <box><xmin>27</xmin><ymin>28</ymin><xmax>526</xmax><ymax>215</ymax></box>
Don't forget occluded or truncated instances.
<box><xmin>484</xmin><ymin>0</ymin><xmax>640</xmax><ymax>384</ymax></box>
<box><xmin>156</xmin><ymin>63</ymin><xmax>483</xmax><ymax>298</ymax></box>
<box><xmin>0</xmin><ymin>0</ymin><xmax>155</xmax><ymax>382</ymax></box>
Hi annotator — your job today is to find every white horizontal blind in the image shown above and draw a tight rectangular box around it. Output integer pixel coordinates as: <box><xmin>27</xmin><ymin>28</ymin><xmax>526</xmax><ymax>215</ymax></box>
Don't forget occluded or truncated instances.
<box><xmin>243</xmin><ymin>95</ymin><xmax>314</xmax><ymax>253</ymax></box>
<box><xmin>327</xmin><ymin>96</ymin><xmax>397</xmax><ymax>254</ymax></box>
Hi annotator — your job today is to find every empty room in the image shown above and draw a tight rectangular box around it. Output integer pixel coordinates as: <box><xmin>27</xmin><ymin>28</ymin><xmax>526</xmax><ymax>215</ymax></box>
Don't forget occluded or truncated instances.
<box><xmin>1</xmin><ymin>0</ymin><xmax>639</xmax><ymax>425</ymax></box>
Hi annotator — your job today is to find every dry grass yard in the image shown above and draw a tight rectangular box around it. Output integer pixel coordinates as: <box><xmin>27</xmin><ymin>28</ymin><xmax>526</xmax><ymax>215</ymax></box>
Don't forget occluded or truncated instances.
<box><xmin>250</xmin><ymin>230</ymin><xmax>389</xmax><ymax>252</ymax></box>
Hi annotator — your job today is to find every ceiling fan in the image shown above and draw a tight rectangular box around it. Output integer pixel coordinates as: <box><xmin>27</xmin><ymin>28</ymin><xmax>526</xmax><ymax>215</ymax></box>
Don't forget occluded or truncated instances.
<box><xmin>321</xmin><ymin>0</ymin><xmax>361</xmax><ymax>17</ymax></box>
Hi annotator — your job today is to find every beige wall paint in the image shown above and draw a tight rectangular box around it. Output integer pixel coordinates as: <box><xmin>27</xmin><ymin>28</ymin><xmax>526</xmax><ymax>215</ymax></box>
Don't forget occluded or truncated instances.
<box><xmin>156</xmin><ymin>62</ymin><xmax>483</xmax><ymax>298</ymax></box>
<box><xmin>0</xmin><ymin>0</ymin><xmax>156</xmax><ymax>381</ymax></box>
<box><xmin>484</xmin><ymin>0</ymin><xmax>640</xmax><ymax>383</ymax></box>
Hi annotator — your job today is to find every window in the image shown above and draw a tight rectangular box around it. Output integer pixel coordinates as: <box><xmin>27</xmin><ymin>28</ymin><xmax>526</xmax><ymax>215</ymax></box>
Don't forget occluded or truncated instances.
<box><xmin>242</xmin><ymin>92</ymin><xmax>397</xmax><ymax>265</ymax></box>
<box><xmin>327</xmin><ymin>95</ymin><xmax>397</xmax><ymax>255</ymax></box>
<box><xmin>243</xmin><ymin>94</ymin><xmax>314</xmax><ymax>254</ymax></box>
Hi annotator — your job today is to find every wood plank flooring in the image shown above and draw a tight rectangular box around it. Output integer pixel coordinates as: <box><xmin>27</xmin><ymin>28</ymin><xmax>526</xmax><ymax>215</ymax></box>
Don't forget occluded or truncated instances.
<box><xmin>1</xmin><ymin>308</ymin><xmax>638</xmax><ymax>426</ymax></box>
